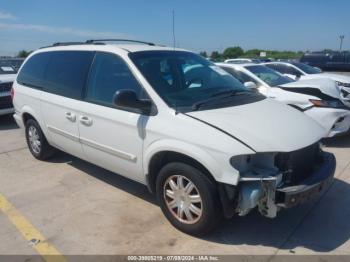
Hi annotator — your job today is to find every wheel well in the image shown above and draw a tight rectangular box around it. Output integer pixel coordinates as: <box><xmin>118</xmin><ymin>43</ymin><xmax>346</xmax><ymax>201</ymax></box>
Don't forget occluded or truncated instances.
<box><xmin>147</xmin><ymin>151</ymin><xmax>216</xmax><ymax>193</ymax></box>
<box><xmin>22</xmin><ymin>112</ymin><xmax>36</xmax><ymax>124</ymax></box>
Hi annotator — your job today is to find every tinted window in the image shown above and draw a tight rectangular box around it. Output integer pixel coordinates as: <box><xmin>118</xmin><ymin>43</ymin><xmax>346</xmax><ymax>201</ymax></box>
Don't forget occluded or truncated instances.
<box><xmin>221</xmin><ymin>66</ymin><xmax>259</xmax><ymax>85</ymax></box>
<box><xmin>17</xmin><ymin>52</ymin><xmax>51</xmax><ymax>89</ymax></box>
<box><xmin>290</xmin><ymin>62</ymin><xmax>322</xmax><ymax>74</ymax></box>
<box><xmin>266</xmin><ymin>64</ymin><xmax>301</xmax><ymax>76</ymax></box>
<box><xmin>245</xmin><ymin>65</ymin><xmax>294</xmax><ymax>86</ymax></box>
<box><xmin>45</xmin><ymin>51</ymin><xmax>94</xmax><ymax>99</ymax></box>
<box><xmin>86</xmin><ymin>52</ymin><xmax>143</xmax><ymax>106</ymax></box>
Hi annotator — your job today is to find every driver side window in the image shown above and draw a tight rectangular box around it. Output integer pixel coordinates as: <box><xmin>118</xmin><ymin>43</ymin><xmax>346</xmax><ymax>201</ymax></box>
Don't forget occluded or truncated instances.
<box><xmin>85</xmin><ymin>52</ymin><xmax>143</xmax><ymax>107</ymax></box>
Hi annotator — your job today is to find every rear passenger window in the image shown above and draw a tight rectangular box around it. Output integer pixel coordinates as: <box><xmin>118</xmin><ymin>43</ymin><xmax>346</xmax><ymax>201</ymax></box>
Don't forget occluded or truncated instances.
<box><xmin>85</xmin><ymin>52</ymin><xmax>143</xmax><ymax>107</ymax></box>
<box><xmin>17</xmin><ymin>52</ymin><xmax>51</xmax><ymax>89</ymax></box>
<box><xmin>45</xmin><ymin>51</ymin><xmax>94</xmax><ymax>99</ymax></box>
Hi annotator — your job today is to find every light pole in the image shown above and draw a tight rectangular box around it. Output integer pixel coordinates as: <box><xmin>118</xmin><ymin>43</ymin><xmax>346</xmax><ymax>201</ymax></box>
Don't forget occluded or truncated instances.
<box><xmin>339</xmin><ymin>35</ymin><xmax>345</xmax><ymax>51</ymax></box>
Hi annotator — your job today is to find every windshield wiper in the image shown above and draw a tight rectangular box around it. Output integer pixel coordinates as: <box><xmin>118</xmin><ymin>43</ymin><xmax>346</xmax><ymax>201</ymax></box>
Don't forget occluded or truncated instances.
<box><xmin>191</xmin><ymin>90</ymin><xmax>249</xmax><ymax>110</ymax></box>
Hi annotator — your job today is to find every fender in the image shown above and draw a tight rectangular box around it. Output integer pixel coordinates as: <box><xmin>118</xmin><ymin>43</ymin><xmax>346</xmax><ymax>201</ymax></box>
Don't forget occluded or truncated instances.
<box><xmin>20</xmin><ymin>105</ymin><xmax>50</xmax><ymax>139</ymax></box>
<box><xmin>143</xmin><ymin>139</ymin><xmax>241</xmax><ymax>186</ymax></box>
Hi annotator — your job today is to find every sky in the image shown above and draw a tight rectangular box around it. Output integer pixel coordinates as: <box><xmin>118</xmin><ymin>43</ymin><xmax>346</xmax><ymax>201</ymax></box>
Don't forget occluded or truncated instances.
<box><xmin>0</xmin><ymin>0</ymin><xmax>349</xmax><ymax>56</ymax></box>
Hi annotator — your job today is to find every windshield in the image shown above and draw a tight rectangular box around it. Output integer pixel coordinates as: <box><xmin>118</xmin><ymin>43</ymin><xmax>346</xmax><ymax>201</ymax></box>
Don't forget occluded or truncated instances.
<box><xmin>291</xmin><ymin>62</ymin><xmax>322</xmax><ymax>74</ymax></box>
<box><xmin>129</xmin><ymin>51</ymin><xmax>264</xmax><ymax>110</ymax></box>
<box><xmin>0</xmin><ymin>66</ymin><xmax>16</xmax><ymax>75</ymax></box>
<box><xmin>0</xmin><ymin>60</ymin><xmax>19</xmax><ymax>74</ymax></box>
<box><xmin>245</xmin><ymin>65</ymin><xmax>294</xmax><ymax>86</ymax></box>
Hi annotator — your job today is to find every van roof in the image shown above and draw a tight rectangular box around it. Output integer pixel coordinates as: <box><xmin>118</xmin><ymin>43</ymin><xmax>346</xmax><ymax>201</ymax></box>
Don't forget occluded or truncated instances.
<box><xmin>38</xmin><ymin>40</ymin><xmax>187</xmax><ymax>53</ymax></box>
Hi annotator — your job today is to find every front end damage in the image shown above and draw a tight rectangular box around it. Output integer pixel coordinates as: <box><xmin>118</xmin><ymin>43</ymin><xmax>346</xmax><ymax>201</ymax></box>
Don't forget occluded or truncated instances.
<box><xmin>221</xmin><ymin>143</ymin><xmax>336</xmax><ymax>218</ymax></box>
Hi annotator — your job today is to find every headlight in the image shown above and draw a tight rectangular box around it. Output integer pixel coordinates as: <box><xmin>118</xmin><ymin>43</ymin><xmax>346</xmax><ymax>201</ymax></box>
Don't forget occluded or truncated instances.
<box><xmin>230</xmin><ymin>153</ymin><xmax>278</xmax><ymax>175</ymax></box>
<box><xmin>309</xmin><ymin>99</ymin><xmax>345</xmax><ymax>108</ymax></box>
<box><xmin>336</xmin><ymin>81</ymin><xmax>350</xmax><ymax>88</ymax></box>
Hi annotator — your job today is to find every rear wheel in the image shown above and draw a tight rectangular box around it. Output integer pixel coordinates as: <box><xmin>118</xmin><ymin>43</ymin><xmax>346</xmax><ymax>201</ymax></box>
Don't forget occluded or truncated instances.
<box><xmin>25</xmin><ymin>119</ymin><xmax>55</xmax><ymax>160</ymax></box>
<box><xmin>156</xmin><ymin>162</ymin><xmax>222</xmax><ymax>235</ymax></box>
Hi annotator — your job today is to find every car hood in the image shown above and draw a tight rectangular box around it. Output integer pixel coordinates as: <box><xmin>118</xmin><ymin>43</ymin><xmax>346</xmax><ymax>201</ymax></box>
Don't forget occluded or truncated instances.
<box><xmin>0</xmin><ymin>74</ymin><xmax>16</xmax><ymax>83</ymax></box>
<box><xmin>280</xmin><ymin>78</ymin><xmax>340</xmax><ymax>99</ymax></box>
<box><xmin>186</xmin><ymin>99</ymin><xmax>326</xmax><ymax>153</ymax></box>
<box><xmin>302</xmin><ymin>73</ymin><xmax>350</xmax><ymax>84</ymax></box>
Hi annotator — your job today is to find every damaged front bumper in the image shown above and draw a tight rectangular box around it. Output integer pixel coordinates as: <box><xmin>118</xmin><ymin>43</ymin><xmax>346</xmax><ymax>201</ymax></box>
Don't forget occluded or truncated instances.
<box><xmin>229</xmin><ymin>151</ymin><xmax>336</xmax><ymax>218</ymax></box>
<box><xmin>275</xmin><ymin>152</ymin><xmax>335</xmax><ymax>208</ymax></box>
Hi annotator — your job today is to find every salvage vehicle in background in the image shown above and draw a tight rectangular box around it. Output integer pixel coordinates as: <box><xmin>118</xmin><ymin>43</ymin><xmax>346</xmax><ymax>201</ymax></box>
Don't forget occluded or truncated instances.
<box><xmin>217</xmin><ymin>63</ymin><xmax>350</xmax><ymax>137</ymax></box>
<box><xmin>300</xmin><ymin>51</ymin><xmax>350</xmax><ymax>72</ymax></box>
<box><xmin>0</xmin><ymin>57</ymin><xmax>25</xmax><ymax>71</ymax></box>
<box><xmin>0</xmin><ymin>65</ymin><xmax>16</xmax><ymax>116</ymax></box>
<box><xmin>263</xmin><ymin>61</ymin><xmax>350</xmax><ymax>106</ymax></box>
<box><xmin>225</xmin><ymin>58</ymin><xmax>262</xmax><ymax>64</ymax></box>
<box><xmin>13</xmin><ymin>40</ymin><xmax>335</xmax><ymax>235</ymax></box>
<box><xmin>225</xmin><ymin>58</ymin><xmax>272</xmax><ymax>64</ymax></box>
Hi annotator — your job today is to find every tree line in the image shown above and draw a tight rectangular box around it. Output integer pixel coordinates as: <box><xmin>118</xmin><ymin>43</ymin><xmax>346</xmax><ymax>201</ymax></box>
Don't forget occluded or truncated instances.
<box><xmin>200</xmin><ymin>46</ymin><xmax>305</xmax><ymax>61</ymax></box>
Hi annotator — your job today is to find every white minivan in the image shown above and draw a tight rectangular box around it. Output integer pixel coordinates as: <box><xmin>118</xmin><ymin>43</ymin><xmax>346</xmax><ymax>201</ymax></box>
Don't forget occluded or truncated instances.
<box><xmin>13</xmin><ymin>40</ymin><xmax>335</xmax><ymax>235</ymax></box>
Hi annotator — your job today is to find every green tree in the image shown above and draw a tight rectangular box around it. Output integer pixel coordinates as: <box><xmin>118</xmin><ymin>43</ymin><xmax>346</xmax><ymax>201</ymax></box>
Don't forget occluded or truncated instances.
<box><xmin>210</xmin><ymin>51</ymin><xmax>221</xmax><ymax>61</ymax></box>
<box><xmin>199</xmin><ymin>51</ymin><xmax>208</xmax><ymax>58</ymax></box>
<box><xmin>16</xmin><ymin>50</ymin><xmax>31</xmax><ymax>58</ymax></box>
<box><xmin>223</xmin><ymin>46</ymin><xmax>244</xmax><ymax>59</ymax></box>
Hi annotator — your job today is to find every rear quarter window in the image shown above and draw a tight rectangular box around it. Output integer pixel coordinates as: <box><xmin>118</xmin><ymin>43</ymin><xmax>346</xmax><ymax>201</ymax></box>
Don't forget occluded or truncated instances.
<box><xmin>17</xmin><ymin>52</ymin><xmax>51</xmax><ymax>89</ymax></box>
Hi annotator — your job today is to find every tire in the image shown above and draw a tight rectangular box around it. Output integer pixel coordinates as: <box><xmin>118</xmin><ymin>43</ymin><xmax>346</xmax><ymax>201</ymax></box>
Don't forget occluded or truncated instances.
<box><xmin>156</xmin><ymin>162</ymin><xmax>222</xmax><ymax>235</ymax></box>
<box><xmin>25</xmin><ymin>119</ymin><xmax>55</xmax><ymax>160</ymax></box>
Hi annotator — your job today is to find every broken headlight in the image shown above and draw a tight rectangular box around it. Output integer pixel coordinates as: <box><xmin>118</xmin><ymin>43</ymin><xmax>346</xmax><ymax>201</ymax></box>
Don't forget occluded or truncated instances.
<box><xmin>336</xmin><ymin>81</ymin><xmax>350</xmax><ymax>88</ymax></box>
<box><xmin>230</xmin><ymin>153</ymin><xmax>279</xmax><ymax>176</ymax></box>
<box><xmin>309</xmin><ymin>99</ymin><xmax>345</xmax><ymax>109</ymax></box>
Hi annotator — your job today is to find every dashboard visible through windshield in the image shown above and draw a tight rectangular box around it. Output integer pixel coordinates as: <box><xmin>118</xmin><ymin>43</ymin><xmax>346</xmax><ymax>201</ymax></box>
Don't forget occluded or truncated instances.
<box><xmin>129</xmin><ymin>51</ymin><xmax>265</xmax><ymax>112</ymax></box>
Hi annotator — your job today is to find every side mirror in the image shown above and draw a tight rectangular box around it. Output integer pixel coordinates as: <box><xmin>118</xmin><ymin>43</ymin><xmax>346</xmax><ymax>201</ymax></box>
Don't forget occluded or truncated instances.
<box><xmin>113</xmin><ymin>89</ymin><xmax>154</xmax><ymax>115</ymax></box>
<box><xmin>244</xmin><ymin>81</ymin><xmax>258</xmax><ymax>89</ymax></box>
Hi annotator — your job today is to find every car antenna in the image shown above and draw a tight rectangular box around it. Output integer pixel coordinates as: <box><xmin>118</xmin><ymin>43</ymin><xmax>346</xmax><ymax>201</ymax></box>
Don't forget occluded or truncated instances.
<box><xmin>172</xmin><ymin>10</ymin><xmax>176</xmax><ymax>50</ymax></box>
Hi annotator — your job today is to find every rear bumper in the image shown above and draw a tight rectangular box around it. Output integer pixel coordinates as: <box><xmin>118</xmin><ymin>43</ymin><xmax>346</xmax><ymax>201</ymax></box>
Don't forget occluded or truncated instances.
<box><xmin>276</xmin><ymin>152</ymin><xmax>336</xmax><ymax>208</ymax></box>
<box><xmin>13</xmin><ymin>112</ymin><xmax>24</xmax><ymax>128</ymax></box>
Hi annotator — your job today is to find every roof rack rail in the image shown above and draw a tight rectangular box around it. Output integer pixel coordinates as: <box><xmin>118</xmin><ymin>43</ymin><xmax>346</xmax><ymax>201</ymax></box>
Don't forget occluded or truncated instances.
<box><xmin>40</xmin><ymin>41</ymin><xmax>106</xmax><ymax>49</ymax></box>
<box><xmin>85</xmin><ymin>39</ymin><xmax>155</xmax><ymax>46</ymax></box>
<box><xmin>52</xmin><ymin>42</ymin><xmax>91</xmax><ymax>46</ymax></box>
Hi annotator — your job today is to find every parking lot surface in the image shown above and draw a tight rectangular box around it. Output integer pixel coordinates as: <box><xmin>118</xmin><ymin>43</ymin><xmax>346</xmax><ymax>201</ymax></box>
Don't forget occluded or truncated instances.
<box><xmin>1</xmin><ymin>73</ymin><xmax>350</xmax><ymax>258</ymax></box>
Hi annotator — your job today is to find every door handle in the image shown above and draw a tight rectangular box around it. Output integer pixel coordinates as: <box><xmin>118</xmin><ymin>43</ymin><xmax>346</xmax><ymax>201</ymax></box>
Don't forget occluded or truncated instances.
<box><xmin>79</xmin><ymin>116</ymin><xmax>93</xmax><ymax>126</ymax></box>
<box><xmin>65</xmin><ymin>112</ymin><xmax>76</xmax><ymax>122</ymax></box>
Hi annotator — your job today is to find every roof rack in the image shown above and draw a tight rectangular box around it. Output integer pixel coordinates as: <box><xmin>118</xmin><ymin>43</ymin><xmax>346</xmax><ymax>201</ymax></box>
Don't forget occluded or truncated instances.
<box><xmin>40</xmin><ymin>39</ymin><xmax>156</xmax><ymax>49</ymax></box>
<box><xmin>85</xmin><ymin>39</ymin><xmax>155</xmax><ymax>46</ymax></box>
<box><xmin>40</xmin><ymin>42</ymin><xmax>96</xmax><ymax>49</ymax></box>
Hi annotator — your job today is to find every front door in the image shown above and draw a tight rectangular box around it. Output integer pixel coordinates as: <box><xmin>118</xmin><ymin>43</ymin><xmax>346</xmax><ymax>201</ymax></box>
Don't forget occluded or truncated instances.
<box><xmin>78</xmin><ymin>52</ymin><xmax>146</xmax><ymax>182</ymax></box>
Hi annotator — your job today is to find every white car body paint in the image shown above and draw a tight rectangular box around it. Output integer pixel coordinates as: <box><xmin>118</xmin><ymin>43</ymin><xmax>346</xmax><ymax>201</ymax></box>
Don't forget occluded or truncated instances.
<box><xmin>12</xmin><ymin>43</ymin><xmax>334</xmax><ymax>221</ymax></box>
<box><xmin>217</xmin><ymin>63</ymin><xmax>350</xmax><ymax>137</ymax></box>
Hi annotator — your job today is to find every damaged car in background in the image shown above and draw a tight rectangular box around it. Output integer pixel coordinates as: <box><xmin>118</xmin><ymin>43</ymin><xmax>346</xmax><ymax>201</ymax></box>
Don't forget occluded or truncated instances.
<box><xmin>263</xmin><ymin>61</ymin><xmax>350</xmax><ymax>107</ymax></box>
<box><xmin>217</xmin><ymin>63</ymin><xmax>350</xmax><ymax>137</ymax></box>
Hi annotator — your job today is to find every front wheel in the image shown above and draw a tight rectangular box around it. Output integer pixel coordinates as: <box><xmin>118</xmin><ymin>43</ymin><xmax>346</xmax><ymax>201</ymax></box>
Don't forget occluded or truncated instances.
<box><xmin>156</xmin><ymin>162</ymin><xmax>222</xmax><ymax>235</ymax></box>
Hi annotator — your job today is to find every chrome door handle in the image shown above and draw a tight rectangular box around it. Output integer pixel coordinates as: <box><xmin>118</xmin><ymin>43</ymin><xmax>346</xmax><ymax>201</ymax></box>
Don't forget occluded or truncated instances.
<box><xmin>79</xmin><ymin>116</ymin><xmax>93</xmax><ymax>126</ymax></box>
<box><xmin>65</xmin><ymin>112</ymin><xmax>76</xmax><ymax>122</ymax></box>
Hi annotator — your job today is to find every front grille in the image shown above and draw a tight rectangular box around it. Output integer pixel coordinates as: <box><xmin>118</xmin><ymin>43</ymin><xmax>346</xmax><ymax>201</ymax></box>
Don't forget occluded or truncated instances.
<box><xmin>275</xmin><ymin>143</ymin><xmax>323</xmax><ymax>185</ymax></box>
<box><xmin>0</xmin><ymin>82</ymin><xmax>13</xmax><ymax>93</ymax></box>
<box><xmin>0</xmin><ymin>95</ymin><xmax>12</xmax><ymax>109</ymax></box>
